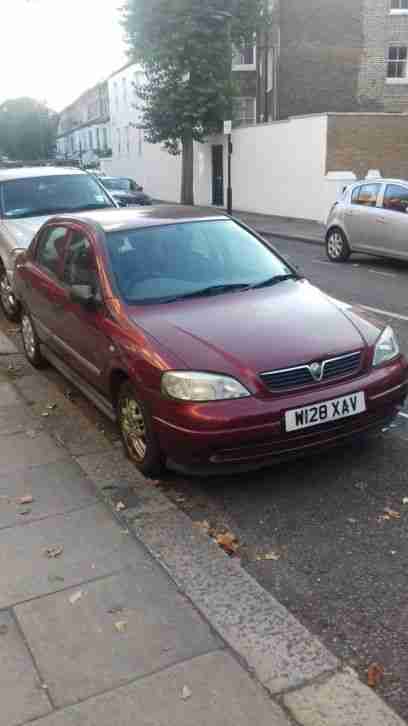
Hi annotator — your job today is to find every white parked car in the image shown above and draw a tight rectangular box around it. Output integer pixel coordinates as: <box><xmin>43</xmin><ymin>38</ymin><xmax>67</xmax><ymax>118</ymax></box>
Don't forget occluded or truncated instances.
<box><xmin>0</xmin><ymin>166</ymin><xmax>116</xmax><ymax>320</ymax></box>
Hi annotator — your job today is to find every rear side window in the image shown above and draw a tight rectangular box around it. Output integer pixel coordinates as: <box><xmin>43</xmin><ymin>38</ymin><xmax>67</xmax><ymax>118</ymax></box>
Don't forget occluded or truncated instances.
<box><xmin>383</xmin><ymin>184</ymin><xmax>408</xmax><ymax>213</ymax></box>
<box><xmin>36</xmin><ymin>226</ymin><xmax>69</xmax><ymax>279</ymax></box>
<box><xmin>351</xmin><ymin>184</ymin><xmax>381</xmax><ymax>208</ymax></box>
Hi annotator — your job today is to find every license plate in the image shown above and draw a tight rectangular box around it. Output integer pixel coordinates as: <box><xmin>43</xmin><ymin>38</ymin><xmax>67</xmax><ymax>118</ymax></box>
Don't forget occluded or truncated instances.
<box><xmin>285</xmin><ymin>392</ymin><xmax>366</xmax><ymax>432</ymax></box>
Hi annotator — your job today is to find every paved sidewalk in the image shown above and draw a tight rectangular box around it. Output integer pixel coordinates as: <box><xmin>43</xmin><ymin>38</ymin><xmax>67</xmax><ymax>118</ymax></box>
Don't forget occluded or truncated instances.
<box><xmin>234</xmin><ymin>210</ymin><xmax>325</xmax><ymax>244</ymax></box>
<box><xmin>0</xmin><ymin>326</ymin><xmax>405</xmax><ymax>726</ymax></box>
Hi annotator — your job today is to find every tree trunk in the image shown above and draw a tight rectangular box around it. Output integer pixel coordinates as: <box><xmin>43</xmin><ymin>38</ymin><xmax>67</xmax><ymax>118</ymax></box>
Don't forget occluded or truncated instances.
<box><xmin>181</xmin><ymin>130</ymin><xmax>194</xmax><ymax>205</ymax></box>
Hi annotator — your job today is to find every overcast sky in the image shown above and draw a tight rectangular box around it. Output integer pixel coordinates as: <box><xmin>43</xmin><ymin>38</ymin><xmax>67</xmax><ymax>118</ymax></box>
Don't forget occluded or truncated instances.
<box><xmin>1</xmin><ymin>0</ymin><xmax>127</xmax><ymax>112</ymax></box>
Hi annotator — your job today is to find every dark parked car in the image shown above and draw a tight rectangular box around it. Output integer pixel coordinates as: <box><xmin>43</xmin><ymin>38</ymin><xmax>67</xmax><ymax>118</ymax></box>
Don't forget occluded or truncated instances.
<box><xmin>99</xmin><ymin>176</ymin><xmax>152</xmax><ymax>207</ymax></box>
<box><xmin>14</xmin><ymin>206</ymin><xmax>408</xmax><ymax>476</ymax></box>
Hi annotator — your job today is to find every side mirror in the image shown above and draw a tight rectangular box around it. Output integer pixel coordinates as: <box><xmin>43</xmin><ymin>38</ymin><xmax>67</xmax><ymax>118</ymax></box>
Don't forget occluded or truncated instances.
<box><xmin>70</xmin><ymin>284</ymin><xmax>95</xmax><ymax>308</ymax></box>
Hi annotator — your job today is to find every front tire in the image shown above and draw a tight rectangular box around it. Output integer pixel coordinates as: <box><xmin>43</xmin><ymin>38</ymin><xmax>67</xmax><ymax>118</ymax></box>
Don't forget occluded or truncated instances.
<box><xmin>21</xmin><ymin>310</ymin><xmax>46</xmax><ymax>368</ymax></box>
<box><xmin>117</xmin><ymin>381</ymin><xmax>164</xmax><ymax>478</ymax></box>
<box><xmin>0</xmin><ymin>267</ymin><xmax>20</xmax><ymax>321</ymax></box>
<box><xmin>326</xmin><ymin>228</ymin><xmax>350</xmax><ymax>263</ymax></box>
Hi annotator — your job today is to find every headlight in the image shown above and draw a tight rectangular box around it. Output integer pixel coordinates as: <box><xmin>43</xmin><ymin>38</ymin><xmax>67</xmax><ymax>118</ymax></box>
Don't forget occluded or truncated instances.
<box><xmin>161</xmin><ymin>371</ymin><xmax>251</xmax><ymax>402</ymax></box>
<box><xmin>373</xmin><ymin>326</ymin><xmax>400</xmax><ymax>367</ymax></box>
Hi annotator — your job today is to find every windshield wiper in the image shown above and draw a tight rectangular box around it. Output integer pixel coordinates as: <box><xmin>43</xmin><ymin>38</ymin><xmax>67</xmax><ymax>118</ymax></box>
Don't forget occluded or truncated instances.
<box><xmin>163</xmin><ymin>283</ymin><xmax>251</xmax><ymax>302</ymax></box>
<box><xmin>5</xmin><ymin>207</ymin><xmax>71</xmax><ymax>219</ymax></box>
<box><xmin>249</xmin><ymin>273</ymin><xmax>299</xmax><ymax>290</ymax></box>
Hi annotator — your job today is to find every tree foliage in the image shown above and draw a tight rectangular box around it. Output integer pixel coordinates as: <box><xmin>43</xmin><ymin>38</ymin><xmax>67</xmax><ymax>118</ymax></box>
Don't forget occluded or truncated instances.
<box><xmin>122</xmin><ymin>0</ymin><xmax>270</xmax><ymax>202</ymax></box>
<box><xmin>0</xmin><ymin>97</ymin><xmax>57</xmax><ymax>161</ymax></box>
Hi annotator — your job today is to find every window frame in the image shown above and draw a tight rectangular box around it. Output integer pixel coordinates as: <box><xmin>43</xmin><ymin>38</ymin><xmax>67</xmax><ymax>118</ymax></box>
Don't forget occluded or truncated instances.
<box><xmin>387</xmin><ymin>45</ymin><xmax>408</xmax><ymax>83</ymax></box>
<box><xmin>35</xmin><ymin>224</ymin><xmax>71</xmax><ymax>280</ymax></box>
<box><xmin>382</xmin><ymin>183</ymin><xmax>408</xmax><ymax>214</ymax></box>
<box><xmin>350</xmin><ymin>183</ymin><xmax>382</xmax><ymax>208</ymax></box>
<box><xmin>232</xmin><ymin>45</ymin><xmax>256</xmax><ymax>70</ymax></box>
<box><xmin>62</xmin><ymin>227</ymin><xmax>101</xmax><ymax>298</ymax></box>
<box><xmin>390</xmin><ymin>0</ymin><xmax>408</xmax><ymax>14</ymax></box>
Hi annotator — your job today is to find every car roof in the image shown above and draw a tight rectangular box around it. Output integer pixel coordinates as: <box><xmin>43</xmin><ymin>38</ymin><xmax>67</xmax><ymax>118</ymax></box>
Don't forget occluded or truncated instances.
<box><xmin>50</xmin><ymin>205</ymin><xmax>229</xmax><ymax>232</ymax></box>
<box><xmin>352</xmin><ymin>178</ymin><xmax>408</xmax><ymax>187</ymax></box>
<box><xmin>0</xmin><ymin>166</ymin><xmax>86</xmax><ymax>182</ymax></box>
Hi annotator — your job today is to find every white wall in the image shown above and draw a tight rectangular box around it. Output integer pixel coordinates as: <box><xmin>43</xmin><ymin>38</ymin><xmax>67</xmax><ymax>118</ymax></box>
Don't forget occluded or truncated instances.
<box><xmin>103</xmin><ymin>108</ymin><xmax>343</xmax><ymax>222</ymax></box>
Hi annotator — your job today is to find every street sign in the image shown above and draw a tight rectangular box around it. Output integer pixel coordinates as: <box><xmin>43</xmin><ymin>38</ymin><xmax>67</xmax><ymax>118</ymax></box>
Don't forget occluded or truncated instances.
<box><xmin>223</xmin><ymin>120</ymin><xmax>232</xmax><ymax>135</ymax></box>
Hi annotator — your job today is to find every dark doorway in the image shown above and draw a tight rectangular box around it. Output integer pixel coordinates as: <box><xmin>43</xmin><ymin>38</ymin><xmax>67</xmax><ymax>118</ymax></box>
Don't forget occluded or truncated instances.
<box><xmin>212</xmin><ymin>145</ymin><xmax>224</xmax><ymax>206</ymax></box>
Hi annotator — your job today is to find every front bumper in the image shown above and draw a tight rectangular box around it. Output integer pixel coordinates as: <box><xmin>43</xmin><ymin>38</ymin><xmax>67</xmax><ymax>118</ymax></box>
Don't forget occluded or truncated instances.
<box><xmin>153</xmin><ymin>358</ymin><xmax>408</xmax><ymax>473</ymax></box>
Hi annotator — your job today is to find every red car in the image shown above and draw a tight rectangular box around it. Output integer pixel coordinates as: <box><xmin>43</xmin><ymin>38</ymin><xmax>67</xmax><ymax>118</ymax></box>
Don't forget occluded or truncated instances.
<box><xmin>14</xmin><ymin>207</ymin><xmax>408</xmax><ymax>476</ymax></box>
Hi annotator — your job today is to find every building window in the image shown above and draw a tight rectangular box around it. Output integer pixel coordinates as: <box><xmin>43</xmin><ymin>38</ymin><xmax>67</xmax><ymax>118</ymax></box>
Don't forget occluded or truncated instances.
<box><xmin>122</xmin><ymin>78</ymin><xmax>127</xmax><ymax>104</ymax></box>
<box><xmin>234</xmin><ymin>97</ymin><xmax>256</xmax><ymax>126</ymax></box>
<box><xmin>114</xmin><ymin>81</ymin><xmax>119</xmax><ymax>111</ymax></box>
<box><xmin>387</xmin><ymin>46</ymin><xmax>408</xmax><ymax>79</ymax></box>
<box><xmin>390</xmin><ymin>0</ymin><xmax>408</xmax><ymax>10</ymax></box>
<box><xmin>103</xmin><ymin>127</ymin><xmax>108</xmax><ymax>149</ymax></box>
<box><xmin>232</xmin><ymin>46</ymin><xmax>255</xmax><ymax>68</ymax></box>
<box><xmin>96</xmin><ymin>128</ymin><xmax>100</xmax><ymax>150</ymax></box>
<box><xmin>117</xmin><ymin>128</ymin><xmax>121</xmax><ymax>154</ymax></box>
<box><xmin>88</xmin><ymin>130</ymin><xmax>93</xmax><ymax>149</ymax></box>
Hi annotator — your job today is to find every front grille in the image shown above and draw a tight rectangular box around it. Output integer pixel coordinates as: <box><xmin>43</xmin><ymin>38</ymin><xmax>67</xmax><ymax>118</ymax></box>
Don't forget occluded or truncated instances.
<box><xmin>260</xmin><ymin>351</ymin><xmax>362</xmax><ymax>391</ymax></box>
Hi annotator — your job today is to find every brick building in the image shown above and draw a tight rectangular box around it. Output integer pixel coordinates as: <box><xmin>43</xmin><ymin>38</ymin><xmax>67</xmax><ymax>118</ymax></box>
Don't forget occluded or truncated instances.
<box><xmin>249</xmin><ymin>0</ymin><xmax>408</xmax><ymax>123</ymax></box>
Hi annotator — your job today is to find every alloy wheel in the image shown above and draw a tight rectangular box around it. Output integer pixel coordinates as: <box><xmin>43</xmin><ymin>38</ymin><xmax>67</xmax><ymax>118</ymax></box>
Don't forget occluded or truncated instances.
<box><xmin>120</xmin><ymin>396</ymin><xmax>147</xmax><ymax>462</ymax></box>
<box><xmin>0</xmin><ymin>270</ymin><xmax>18</xmax><ymax>318</ymax></box>
<box><xmin>327</xmin><ymin>231</ymin><xmax>345</xmax><ymax>260</ymax></box>
<box><xmin>22</xmin><ymin>314</ymin><xmax>36</xmax><ymax>360</ymax></box>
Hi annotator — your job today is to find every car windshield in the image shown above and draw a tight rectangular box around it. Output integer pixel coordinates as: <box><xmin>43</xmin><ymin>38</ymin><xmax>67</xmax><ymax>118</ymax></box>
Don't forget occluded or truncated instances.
<box><xmin>106</xmin><ymin>219</ymin><xmax>295</xmax><ymax>304</ymax></box>
<box><xmin>102</xmin><ymin>178</ymin><xmax>131</xmax><ymax>192</ymax></box>
<box><xmin>1</xmin><ymin>174</ymin><xmax>114</xmax><ymax>219</ymax></box>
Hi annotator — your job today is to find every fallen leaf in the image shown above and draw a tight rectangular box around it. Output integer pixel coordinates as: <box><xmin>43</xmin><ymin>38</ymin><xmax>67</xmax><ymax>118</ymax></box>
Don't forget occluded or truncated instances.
<box><xmin>115</xmin><ymin>501</ymin><xmax>126</xmax><ymax>511</ymax></box>
<box><xmin>114</xmin><ymin>620</ymin><xmax>127</xmax><ymax>633</ymax></box>
<box><xmin>107</xmin><ymin>606</ymin><xmax>123</xmax><ymax>614</ymax></box>
<box><xmin>0</xmin><ymin>624</ymin><xmax>8</xmax><ymax>635</ymax></box>
<box><xmin>18</xmin><ymin>495</ymin><xmax>33</xmax><ymax>505</ymax></box>
<box><xmin>69</xmin><ymin>590</ymin><xmax>83</xmax><ymax>605</ymax></box>
<box><xmin>18</xmin><ymin>507</ymin><xmax>32</xmax><ymax>516</ymax></box>
<box><xmin>256</xmin><ymin>551</ymin><xmax>281</xmax><ymax>561</ymax></box>
<box><xmin>367</xmin><ymin>663</ymin><xmax>384</xmax><ymax>688</ymax></box>
<box><xmin>194</xmin><ymin>520</ymin><xmax>211</xmax><ymax>534</ymax></box>
<box><xmin>48</xmin><ymin>575</ymin><xmax>65</xmax><ymax>583</ymax></box>
<box><xmin>46</xmin><ymin>404</ymin><xmax>57</xmax><ymax>410</ymax></box>
<box><xmin>25</xmin><ymin>429</ymin><xmax>37</xmax><ymax>438</ymax></box>
<box><xmin>347</xmin><ymin>517</ymin><xmax>357</xmax><ymax>524</ymax></box>
<box><xmin>384</xmin><ymin>508</ymin><xmax>400</xmax><ymax>520</ymax></box>
<box><xmin>215</xmin><ymin>531</ymin><xmax>239</xmax><ymax>555</ymax></box>
<box><xmin>181</xmin><ymin>685</ymin><xmax>192</xmax><ymax>701</ymax></box>
<box><xmin>41</xmin><ymin>412</ymin><xmax>49</xmax><ymax>418</ymax></box>
<box><xmin>402</xmin><ymin>497</ymin><xmax>408</xmax><ymax>505</ymax></box>
<box><xmin>44</xmin><ymin>545</ymin><xmax>63</xmax><ymax>559</ymax></box>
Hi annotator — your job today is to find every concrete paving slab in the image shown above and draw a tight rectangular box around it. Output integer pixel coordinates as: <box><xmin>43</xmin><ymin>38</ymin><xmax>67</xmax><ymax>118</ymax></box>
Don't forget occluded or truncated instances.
<box><xmin>0</xmin><ymin>430</ymin><xmax>67</xmax><ymax>474</ymax></box>
<box><xmin>0</xmin><ymin>460</ymin><xmax>96</xmax><ymax>528</ymax></box>
<box><xmin>14</xmin><ymin>373</ymin><xmax>64</xmax><ymax>406</ymax></box>
<box><xmin>0</xmin><ymin>403</ymin><xmax>37</xmax><ymax>435</ymax></box>
<box><xmin>16</xmin><ymin>570</ymin><xmax>221</xmax><ymax>707</ymax></box>
<box><xmin>0</xmin><ymin>330</ymin><xmax>18</xmax><ymax>354</ymax></box>
<box><xmin>29</xmin><ymin>651</ymin><xmax>291</xmax><ymax>726</ymax></box>
<box><xmin>0</xmin><ymin>504</ymin><xmax>148</xmax><ymax>608</ymax></box>
<box><xmin>0</xmin><ymin>381</ymin><xmax>21</xmax><ymax>407</ymax></box>
<box><xmin>0</xmin><ymin>610</ymin><xmax>51</xmax><ymax>726</ymax></box>
<box><xmin>284</xmin><ymin>669</ymin><xmax>406</xmax><ymax>726</ymax></box>
<box><xmin>129</xmin><ymin>507</ymin><xmax>338</xmax><ymax>692</ymax></box>
<box><xmin>41</xmin><ymin>409</ymin><xmax>110</xmax><ymax>456</ymax></box>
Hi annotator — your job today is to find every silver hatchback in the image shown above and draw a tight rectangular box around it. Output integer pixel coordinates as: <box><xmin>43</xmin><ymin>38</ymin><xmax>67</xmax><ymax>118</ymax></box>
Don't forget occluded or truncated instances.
<box><xmin>326</xmin><ymin>178</ymin><xmax>408</xmax><ymax>263</ymax></box>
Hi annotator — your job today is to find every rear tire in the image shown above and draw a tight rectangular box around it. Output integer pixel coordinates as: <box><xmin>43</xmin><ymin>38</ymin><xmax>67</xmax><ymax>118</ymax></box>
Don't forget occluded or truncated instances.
<box><xmin>21</xmin><ymin>310</ymin><xmax>46</xmax><ymax>368</ymax></box>
<box><xmin>0</xmin><ymin>266</ymin><xmax>20</xmax><ymax>321</ymax></box>
<box><xmin>326</xmin><ymin>228</ymin><xmax>350</xmax><ymax>263</ymax></box>
<box><xmin>117</xmin><ymin>381</ymin><xmax>164</xmax><ymax>478</ymax></box>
